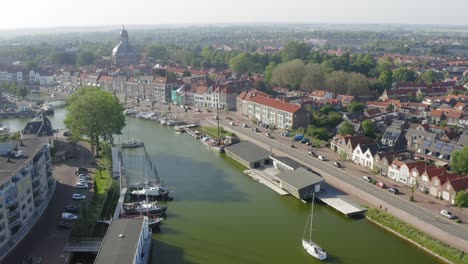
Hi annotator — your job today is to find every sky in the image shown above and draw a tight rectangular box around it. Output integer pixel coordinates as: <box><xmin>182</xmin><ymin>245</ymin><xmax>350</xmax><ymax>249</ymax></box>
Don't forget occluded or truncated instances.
<box><xmin>1</xmin><ymin>0</ymin><xmax>468</xmax><ymax>29</ymax></box>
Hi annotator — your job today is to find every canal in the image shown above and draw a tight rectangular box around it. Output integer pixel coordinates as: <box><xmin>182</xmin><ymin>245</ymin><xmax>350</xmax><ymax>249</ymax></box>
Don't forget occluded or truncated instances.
<box><xmin>2</xmin><ymin>107</ymin><xmax>440</xmax><ymax>264</ymax></box>
<box><xmin>121</xmin><ymin>117</ymin><xmax>440</xmax><ymax>264</ymax></box>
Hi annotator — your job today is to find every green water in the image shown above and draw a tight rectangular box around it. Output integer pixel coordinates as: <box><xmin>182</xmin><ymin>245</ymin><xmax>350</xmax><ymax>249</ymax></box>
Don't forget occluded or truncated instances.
<box><xmin>0</xmin><ymin>101</ymin><xmax>68</xmax><ymax>132</ymax></box>
<box><xmin>121</xmin><ymin>117</ymin><xmax>440</xmax><ymax>264</ymax></box>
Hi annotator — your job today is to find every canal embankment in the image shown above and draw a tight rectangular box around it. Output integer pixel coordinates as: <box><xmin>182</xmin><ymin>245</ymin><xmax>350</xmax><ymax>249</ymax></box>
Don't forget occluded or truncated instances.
<box><xmin>205</xmin><ymin>119</ymin><xmax>468</xmax><ymax>254</ymax></box>
<box><xmin>366</xmin><ymin>208</ymin><xmax>466</xmax><ymax>264</ymax></box>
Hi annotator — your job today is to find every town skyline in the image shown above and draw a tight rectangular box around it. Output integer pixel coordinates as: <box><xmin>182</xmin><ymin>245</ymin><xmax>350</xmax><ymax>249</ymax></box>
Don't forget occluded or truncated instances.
<box><xmin>1</xmin><ymin>0</ymin><xmax>468</xmax><ymax>30</ymax></box>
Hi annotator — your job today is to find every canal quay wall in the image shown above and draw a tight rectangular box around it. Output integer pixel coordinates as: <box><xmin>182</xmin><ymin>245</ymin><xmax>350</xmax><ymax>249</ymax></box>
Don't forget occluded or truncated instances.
<box><xmin>205</xmin><ymin>119</ymin><xmax>468</xmax><ymax>253</ymax></box>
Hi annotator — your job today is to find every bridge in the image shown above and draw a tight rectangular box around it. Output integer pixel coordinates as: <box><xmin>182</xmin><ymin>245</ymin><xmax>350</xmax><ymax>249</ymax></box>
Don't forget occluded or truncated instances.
<box><xmin>64</xmin><ymin>238</ymin><xmax>102</xmax><ymax>253</ymax></box>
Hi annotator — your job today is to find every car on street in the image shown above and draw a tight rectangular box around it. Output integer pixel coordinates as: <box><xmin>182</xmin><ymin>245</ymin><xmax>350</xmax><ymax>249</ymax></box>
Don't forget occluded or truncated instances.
<box><xmin>229</xmin><ymin>122</ymin><xmax>235</xmax><ymax>126</ymax></box>
<box><xmin>317</xmin><ymin>155</ymin><xmax>326</xmax><ymax>161</ymax></box>
<box><xmin>265</xmin><ymin>132</ymin><xmax>271</xmax><ymax>138</ymax></box>
<box><xmin>376</xmin><ymin>182</ymin><xmax>386</xmax><ymax>188</ymax></box>
<box><xmin>78</xmin><ymin>174</ymin><xmax>91</xmax><ymax>180</ymax></box>
<box><xmin>195</xmin><ymin>108</ymin><xmax>201</xmax><ymax>112</ymax></box>
<box><xmin>440</xmin><ymin>209</ymin><xmax>456</xmax><ymax>219</ymax></box>
<box><xmin>252</xmin><ymin>127</ymin><xmax>259</xmax><ymax>132</ymax></box>
<box><xmin>61</xmin><ymin>213</ymin><xmax>78</xmax><ymax>220</ymax></box>
<box><xmin>333</xmin><ymin>161</ymin><xmax>342</xmax><ymax>168</ymax></box>
<box><xmin>75</xmin><ymin>167</ymin><xmax>89</xmax><ymax>175</ymax></box>
<box><xmin>57</xmin><ymin>220</ymin><xmax>72</xmax><ymax>230</ymax></box>
<box><xmin>72</xmin><ymin>194</ymin><xmax>86</xmax><ymax>200</ymax></box>
<box><xmin>281</xmin><ymin>132</ymin><xmax>290</xmax><ymax>137</ymax></box>
<box><xmin>388</xmin><ymin>187</ymin><xmax>399</xmax><ymax>194</ymax></box>
<box><xmin>362</xmin><ymin>176</ymin><xmax>373</xmax><ymax>183</ymax></box>
<box><xmin>64</xmin><ymin>205</ymin><xmax>80</xmax><ymax>213</ymax></box>
<box><xmin>307</xmin><ymin>151</ymin><xmax>317</xmax><ymax>158</ymax></box>
<box><xmin>242</xmin><ymin>123</ymin><xmax>248</xmax><ymax>128</ymax></box>
<box><xmin>299</xmin><ymin>137</ymin><xmax>310</xmax><ymax>143</ymax></box>
<box><xmin>75</xmin><ymin>183</ymin><xmax>89</xmax><ymax>189</ymax></box>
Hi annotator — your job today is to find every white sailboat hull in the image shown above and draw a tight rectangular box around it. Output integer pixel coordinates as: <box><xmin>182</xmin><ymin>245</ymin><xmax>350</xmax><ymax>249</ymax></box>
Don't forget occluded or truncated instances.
<box><xmin>302</xmin><ymin>239</ymin><xmax>327</xmax><ymax>260</ymax></box>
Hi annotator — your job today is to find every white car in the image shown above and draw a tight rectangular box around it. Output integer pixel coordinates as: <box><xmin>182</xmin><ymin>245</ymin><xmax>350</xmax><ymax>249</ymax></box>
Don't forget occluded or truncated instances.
<box><xmin>440</xmin><ymin>210</ymin><xmax>456</xmax><ymax>219</ymax></box>
<box><xmin>75</xmin><ymin>183</ymin><xmax>89</xmax><ymax>189</ymax></box>
<box><xmin>78</xmin><ymin>175</ymin><xmax>91</xmax><ymax>181</ymax></box>
<box><xmin>362</xmin><ymin>176</ymin><xmax>373</xmax><ymax>183</ymax></box>
<box><xmin>265</xmin><ymin>133</ymin><xmax>271</xmax><ymax>138</ymax></box>
<box><xmin>229</xmin><ymin>122</ymin><xmax>235</xmax><ymax>126</ymax></box>
<box><xmin>317</xmin><ymin>155</ymin><xmax>326</xmax><ymax>161</ymax></box>
<box><xmin>61</xmin><ymin>213</ymin><xmax>78</xmax><ymax>220</ymax></box>
<box><xmin>72</xmin><ymin>194</ymin><xmax>86</xmax><ymax>200</ymax></box>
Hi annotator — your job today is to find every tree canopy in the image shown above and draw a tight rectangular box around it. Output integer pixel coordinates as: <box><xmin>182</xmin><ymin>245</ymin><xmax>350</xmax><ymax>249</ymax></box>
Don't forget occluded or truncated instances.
<box><xmin>451</xmin><ymin>147</ymin><xmax>468</xmax><ymax>175</ymax></box>
<box><xmin>339</xmin><ymin>121</ymin><xmax>356</xmax><ymax>136</ymax></box>
<box><xmin>65</xmin><ymin>87</ymin><xmax>125</xmax><ymax>157</ymax></box>
<box><xmin>361</xmin><ymin>120</ymin><xmax>377</xmax><ymax>138</ymax></box>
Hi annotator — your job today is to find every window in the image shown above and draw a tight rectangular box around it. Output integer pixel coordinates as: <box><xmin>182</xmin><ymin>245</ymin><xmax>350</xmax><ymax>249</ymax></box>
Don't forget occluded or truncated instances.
<box><xmin>434</xmin><ymin>180</ymin><xmax>439</xmax><ymax>186</ymax></box>
<box><xmin>447</xmin><ymin>185</ymin><xmax>451</xmax><ymax>190</ymax></box>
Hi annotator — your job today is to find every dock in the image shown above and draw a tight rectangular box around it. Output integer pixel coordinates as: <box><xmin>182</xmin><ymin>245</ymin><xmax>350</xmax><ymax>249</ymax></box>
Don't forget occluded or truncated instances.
<box><xmin>316</xmin><ymin>183</ymin><xmax>367</xmax><ymax>217</ymax></box>
<box><xmin>243</xmin><ymin>170</ymin><xmax>289</xmax><ymax>195</ymax></box>
<box><xmin>184</xmin><ymin>128</ymin><xmax>200</xmax><ymax>139</ymax></box>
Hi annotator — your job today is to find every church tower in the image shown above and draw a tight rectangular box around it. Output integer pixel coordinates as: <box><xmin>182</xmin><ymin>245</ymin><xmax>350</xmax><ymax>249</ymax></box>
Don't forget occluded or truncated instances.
<box><xmin>111</xmin><ymin>25</ymin><xmax>137</xmax><ymax>66</ymax></box>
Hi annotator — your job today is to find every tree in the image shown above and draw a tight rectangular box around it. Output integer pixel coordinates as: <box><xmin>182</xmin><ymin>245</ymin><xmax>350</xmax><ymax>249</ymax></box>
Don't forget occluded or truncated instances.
<box><xmin>347</xmin><ymin>102</ymin><xmax>365</xmax><ymax>113</ymax></box>
<box><xmin>301</xmin><ymin>63</ymin><xmax>326</xmax><ymax>91</ymax></box>
<box><xmin>419</xmin><ymin>70</ymin><xmax>437</xmax><ymax>85</ymax></box>
<box><xmin>182</xmin><ymin>70</ymin><xmax>191</xmax><ymax>77</ymax></box>
<box><xmin>378</xmin><ymin>70</ymin><xmax>393</xmax><ymax>89</ymax></box>
<box><xmin>454</xmin><ymin>190</ymin><xmax>468</xmax><ymax>222</ymax></box>
<box><xmin>76</xmin><ymin>51</ymin><xmax>95</xmax><ymax>66</ymax></box>
<box><xmin>281</xmin><ymin>41</ymin><xmax>310</xmax><ymax>62</ymax></box>
<box><xmin>65</xmin><ymin>87</ymin><xmax>125</xmax><ymax>159</ymax></box>
<box><xmin>166</xmin><ymin>72</ymin><xmax>178</xmax><ymax>82</ymax></box>
<box><xmin>325</xmin><ymin>70</ymin><xmax>348</xmax><ymax>95</ymax></box>
<box><xmin>393</xmin><ymin>67</ymin><xmax>416</xmax><ymax>82</ymax></box>
<box><xmin>271</xmin><ymin>59</ymin><xmax>306</xmax><ymax>89</ymax></box>
<box><xmin>387</xmin><ymin>104</ymin><xmax>395</xmax><ymax>112</ymax></box>
<box><xmin>145</xmin><ymin>44</ymin><xmax>168</xmax><ymax>60</ymax></box>
<box><xmin>264</xmin><ymin>62</ymin><xmax>276</xmax><ymax>84</ymax></box>
<box><xmin>451</xmin><ymin>147</ymin><xmax>468</xmax><ymax>175</ymax></box>
<box><xmin>346</xmin><ymin>72</ymin><xmax>369</xmax><ymax>96</ymax></box>
<box><xmin>229</xmin><ymin>53</ymin><xmax>259</xmax><ymax>74</ymax></box>
<box><xmin>361</xmin><ymin>120</ymin><xmax>376</xmax><ymax>138</ymax></box>
<box><xmin>339</xmin><ymin>121</ymin><xmax>356</xmax><ymax>136</ymax></box>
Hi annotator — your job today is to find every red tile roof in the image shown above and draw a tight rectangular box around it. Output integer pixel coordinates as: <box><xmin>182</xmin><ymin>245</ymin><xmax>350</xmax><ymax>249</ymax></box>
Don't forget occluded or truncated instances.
<box><xmin>448</xmin><ymin>177</ymin><xmax>468</xmax><ymax>192</ymax></box>
<box><xmin>431</xmin><ymin>109</ymin><xmax>444</xmax><ymax>117</ymax></box>
<box><xmin>248</xmin><ymin>95</ymin><xmax>301</xmax><ymax>113</ymax></box>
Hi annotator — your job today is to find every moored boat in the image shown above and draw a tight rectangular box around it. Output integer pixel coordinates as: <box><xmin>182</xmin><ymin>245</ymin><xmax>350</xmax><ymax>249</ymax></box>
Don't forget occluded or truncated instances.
<box><xmin>121</xmin><ymin>139</ymin><xmax>144</xmax><ymax>148</ymax></box>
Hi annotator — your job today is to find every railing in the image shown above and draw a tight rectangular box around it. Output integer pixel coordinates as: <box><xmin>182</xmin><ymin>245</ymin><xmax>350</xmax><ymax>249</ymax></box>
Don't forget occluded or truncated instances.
<box><xmin>8</xmin><ymin>209</ymin><xmax>19</xmax><ymax>218</ymax></box>
<box><xmin>32</xmin><ymin>176</ymin><xmax>40</xmax><ymax>183</ymax></box>
<box><xmin>8</xmin><ymin>218</ymin><xmax>20</xmax><ymax>229</ymax></box>
<box><xmin>6</xmin><ymin>197</ymin><xmax>18</xmax><ymax>208</ymax></box>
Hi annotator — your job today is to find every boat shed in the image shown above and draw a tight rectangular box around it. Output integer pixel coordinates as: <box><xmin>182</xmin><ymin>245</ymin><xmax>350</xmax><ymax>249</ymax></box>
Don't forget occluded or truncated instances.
<box><xmin>270</xmin><ymin>155</ymin><xmax>302</xmax><ymax>171</ymax></box>
<box><xmin>225</xmin><ymin>141</ymin><xmax>272</xmax><ymax>168</ymax></box>
<box><xmin>94</xmin><ymin>218</ymin><xmax>151</xmax><ymax>264</ymax></box>
<box><xmin>273</xmin><ymin>167</ymin><xmax>324</xmax><ymax>200</ymax></box>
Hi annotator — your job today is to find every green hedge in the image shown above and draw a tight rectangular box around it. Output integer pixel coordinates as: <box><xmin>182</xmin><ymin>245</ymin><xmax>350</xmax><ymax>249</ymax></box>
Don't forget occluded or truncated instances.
<box><xmin>367</xmin><ymin>208</ymin><xmax>467</xmax><ymax>264</ymax></box>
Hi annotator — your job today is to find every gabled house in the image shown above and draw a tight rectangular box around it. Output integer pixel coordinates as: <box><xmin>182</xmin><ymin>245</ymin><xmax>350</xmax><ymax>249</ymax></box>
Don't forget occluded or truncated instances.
<box><xmin>381</xmin><ymin>127</ymin><xmax>405</xmax><ymax>148</ymax></box>
<box><xmin>430</xmin><ymin>173</ymin><xmax>458</xmax><ymax>199</ymax></box>
<box><xmin>442</xmin><ymin>177</ymin><xmax>468</xmax><ymax>204</ymax></box>
<box><xmin>373</xmin><ymin>151</ymin><xmax>409</xmax><ymax>176</ymax></box>
<box><xmin>340</xmin><ymin>135</ymin><xmax>374</xmax><ymax>160</ymax></box>
<box><xmin>352</xmin><ymin>143</ymin><xmax>380</xmax><ymax>169</ymax></box>
<box><xmin>336</xmin><ymin>95</ymin><xmax>354</xmax><ymax>106</ymax></box>
<box><xmin>388</xmin><ymin>159</ymin><xmax>423</xmax><ymax>185</ymax></box>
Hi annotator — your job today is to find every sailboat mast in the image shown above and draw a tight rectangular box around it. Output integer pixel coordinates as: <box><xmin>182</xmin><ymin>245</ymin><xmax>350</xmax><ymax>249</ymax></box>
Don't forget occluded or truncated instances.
<box><xmin>310</xmin><ymin>192</ymin><xmax>315</xmax><ymax>242</ymax></box>
<box><xmin>217</xmin><ymin>102</ymin><xmax>220</xmax><ymax>142</ymax></box>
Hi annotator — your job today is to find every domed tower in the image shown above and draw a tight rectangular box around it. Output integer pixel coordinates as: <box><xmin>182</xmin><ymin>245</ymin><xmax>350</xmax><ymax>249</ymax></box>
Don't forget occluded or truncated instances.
<box><xmin>111</xmin><ymin>25</ymin><xmax>137</xmax><ymax>66</ymax></box>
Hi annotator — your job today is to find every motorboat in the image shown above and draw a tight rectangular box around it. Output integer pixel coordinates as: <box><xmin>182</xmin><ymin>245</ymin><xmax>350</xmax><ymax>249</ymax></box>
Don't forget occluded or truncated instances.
<box><xmin>130</xmin><ymin>186</ymin><xmax>169</xmax><ymax>197</ymax></box>
<box><xmin>121</xmin><ymin>139</ymin><xmax>144</xmax><ymax>148</ymax></box>
<box><xmin>0</xmin><ymin>127</ymin><xmax>10</xmax><ymax>134</ymax></box>
<box><xmin>123</xmin><ymin>200</ymin><xmax>167</xmax><ymax>214</ymax></box>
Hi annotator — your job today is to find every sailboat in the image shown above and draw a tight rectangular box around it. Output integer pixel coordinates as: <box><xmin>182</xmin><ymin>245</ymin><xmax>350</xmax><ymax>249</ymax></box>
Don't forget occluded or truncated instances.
<box><xmin>302</xmin><ymin>192</ymin><xmax>327</xmax><ymax>261</ymax></box>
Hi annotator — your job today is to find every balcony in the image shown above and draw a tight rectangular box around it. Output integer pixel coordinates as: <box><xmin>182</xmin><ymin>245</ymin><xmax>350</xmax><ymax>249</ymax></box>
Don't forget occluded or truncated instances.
<box><xmin>32</xmin><ymin>176</ymin><xmax>40</xmax><ymax>184</ymax></box>
<box><xmin>6</xmin><ymin>197</ymin><xmax>18</xmax><ymax>208</ymax></box>
<box><xmin>8</xmin><ymin>209</ymin><xmax>19</xmax><ymax>218</ymax></box>
<box><xmin>8</xmin><ymin>217</ymin><xmax>20</xmax><ymax>229</ymax></box>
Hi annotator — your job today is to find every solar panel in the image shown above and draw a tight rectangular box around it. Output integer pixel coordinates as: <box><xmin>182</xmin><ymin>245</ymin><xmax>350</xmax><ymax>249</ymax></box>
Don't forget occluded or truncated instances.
<box><xmin>423</xmin><ymin>139</ymin><xmax>432</xmax><ymax>148</ymax></box>
<box><xmin>434</xmin><ymin>141</ymin><xmax>444</xmax><ymax>151</ymax></box>
<box><xmin>444</xmin><ymin>144</ymin><xmax>454</xmax><ymax>153</ymax></box>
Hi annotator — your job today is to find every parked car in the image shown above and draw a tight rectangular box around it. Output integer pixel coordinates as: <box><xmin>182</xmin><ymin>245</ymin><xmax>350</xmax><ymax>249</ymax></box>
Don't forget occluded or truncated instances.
<box><xmin>307</xmin><ymin>151</ymin><xmax>317</xmax><ymax>158</ymax></box>
<box><xmin>72</xmin><ymin>194</ymin><xmax>86</xmax><ymax>200</ymax></box>
<box><xmin>229</xmin><ymin>122</ymin><xmax>235</xmax><ymax>126</ymax></box>
<box><xmin>78</xmin><ymin>179</ymin><xmax>92</xmax><ymax>185</ymax></box>
<box><xmin>242</xmin><ymin>123</ymin><xmax>248</xmax><ymax>128</ymax></box>
<box><xmin>64</xmin><ymin>205</ymin><xmax>80</xmax><ymax>213</ymax></box>
<box><xmin>376</xmin><ymin>182</ymin><xmax>386</xmax><ymax>189</ymax></box>
<box><xmin>63</xmin><ymin>131</ymin><xmax>71</xmax><ymax>137</ymax></box>
<box><xmin>61</xmin><ymin>213</ymin><xmax>78</xmax><ymax>220</ymax></box>
<box><xmin>252</xmin><ymin>127</ymin><xmax>259</xmax><ymax>132</ymax></box>
<box><xmin>317</xmin><ymin>155</ymin><xmax>326</xmax><ymax>161</ymax></box>
<box><xmin>333</xmin><ymin>162</ymin><xmax>342</xmax><ymax>168</ymax></box>
<box><xmin>265</xmin><ymin>133</ymin><xmax>271</xmax><ymax>138</ymax></box>
<box><xmin>78</xmin><ymin>174</ymin><xmax>91</xmax><ymax>180</ymax></box>
<box><xmin>195</xmin><ymin>108</ymin><xmax>201</xmax><ymax>112</ymax></box>
<box><xmin>440</xmin><ymin>209</ymin><xmax>456</xmax><ymax>219</ymax></box>
<box><xmin>75</xmin><ymin>167</ymin><xmax>89</xmax><ymax>175</ymax></box>
<box><xmin>294</xmin><ymin>134</ymin><xmax>304</xmax><ymax>141</ymax></box>
<box><xmin>57</xmin><ymin>220</ymin><xmax>72</xmax><ymax>230</ymax></box>
<box><xmin>281</xmin><ymin>132</ymin><xmax>290</xmax><ymax>137</ymax></box>
<box><xmin>388</xmin><ymin>187</ymin><xmax>399</xmax><ymax>194</ymax></box>
<box><xmin>362</xmin><ymin>176</ymin><xmax>373</xmax><ymax>183</ymax></box>
<box><xmin>75</xmin><ymin>183</ymin><xmax>89</xmax><ymax>189</ymax></box>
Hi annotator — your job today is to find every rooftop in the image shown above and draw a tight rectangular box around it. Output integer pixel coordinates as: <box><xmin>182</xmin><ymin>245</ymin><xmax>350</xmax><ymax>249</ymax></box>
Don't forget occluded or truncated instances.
<box><xmin>94</xmin><ymin>218</ymin><xmax>144</xmax><ymax>264</ymax></box>
<box><xmin>270</xmin><ymin>155</ymin><xmax>302</xmax><ymax>170</ymax></box>
<box><xmin>225</xmin><ymin>141</ymin><xmax>272</xmax><ymax>163</ymax></box>
<box><xmin>0</xmin><ymin>138</ymin><xmax>45</xmax><ymax>184</ymax></box>
<box><xmin>275</xmin><ymin>167</ymin><xmax>324</xmax><ymax>190</ymax></box>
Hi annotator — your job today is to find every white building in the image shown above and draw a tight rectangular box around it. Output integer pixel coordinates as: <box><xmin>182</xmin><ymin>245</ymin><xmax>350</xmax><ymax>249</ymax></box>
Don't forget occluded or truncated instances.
<box><xmin>0</xmin><ymin>139</ymin><xmax>55</xmax><ymax>258</ymax></box>
<box><xmin>29</xmin><ymin>71</ymin><xmax>55</xmax><ymax>86</ymax></box>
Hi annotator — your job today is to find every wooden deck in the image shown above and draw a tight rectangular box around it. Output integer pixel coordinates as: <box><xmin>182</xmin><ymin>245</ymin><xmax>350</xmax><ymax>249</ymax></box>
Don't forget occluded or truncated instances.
<box><xmin>316</xmin><ymin>183</ymin><xmax>367</xmax><ymax>217</ymax></box>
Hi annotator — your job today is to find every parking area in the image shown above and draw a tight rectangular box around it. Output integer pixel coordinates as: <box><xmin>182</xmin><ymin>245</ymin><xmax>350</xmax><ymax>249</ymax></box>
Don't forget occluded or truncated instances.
<box><xmin>2</xmin><ymin>140</ymin><xmax>95</xmax><ymax>264</ymax></box>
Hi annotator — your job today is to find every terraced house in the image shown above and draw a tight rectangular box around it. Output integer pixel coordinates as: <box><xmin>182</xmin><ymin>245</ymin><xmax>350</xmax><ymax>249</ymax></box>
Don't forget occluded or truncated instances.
<box><xmin>0</xmin><ymin>139</ymin><xmax>54</xmax><ymax>259</ymax></box>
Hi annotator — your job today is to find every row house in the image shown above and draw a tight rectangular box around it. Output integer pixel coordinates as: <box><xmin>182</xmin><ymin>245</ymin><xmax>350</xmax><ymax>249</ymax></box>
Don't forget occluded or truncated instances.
<box><xmin>352</xmin><ymin>143</ymin><xmax>381</xmax><ymax>169</ymax></box>
<box><xmin>153</xmin><ymin>77</ymin><xmax>180</xmax><ymax>103</ymax></box>
<box><xmin>330</xmin><ymin>134</ymin><xmax>374</xmax><ymax>160</ymax></box>
<box><xmin>388</xmin><ymin>159</ymin><xmax>425</xmax><ymax>185</ymax></box>
<box><xmin>0</xmin><ymin>71</ymin><xmax>24</xmax><ymax>85</ymax></box>
<box><xmin>29</xmin><ymin>70</ymin><xmax>55</xmax><ymax>86</ymax></box>
<box><xmin>237</xmin><ymin>90</ymin><xmax>310</xmax><ymax>129</ymax></box>
<box><xmin>373</xmin><ymin>151</ymin><xmax>409</xmax><ymax>176</ymax></box>
<box><xmin>416</xmin><ymin>138</ymin><xmax>464</xmax><ymax>166</ymax></box>
<box><xmin>442</xmin><ymin>177</ymin><xmax>468</xmax><ymax>204</ymax></box>
<box><xmin>405</xmin><ymin>128</ymin><xmax>437</xmax><ymax>153</ymax></box>
<box><xmin>336</xmin><ymin>95</ymin><xmax>354</xmax><ymax>106</ymax></box>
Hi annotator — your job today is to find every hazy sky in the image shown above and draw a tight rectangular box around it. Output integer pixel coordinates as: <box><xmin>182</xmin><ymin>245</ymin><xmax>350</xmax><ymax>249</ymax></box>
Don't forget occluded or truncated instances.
<box><xmin>2</xmin><ymin>0</ymin><xmax>468</xmax><ymax>29</ymax></box>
